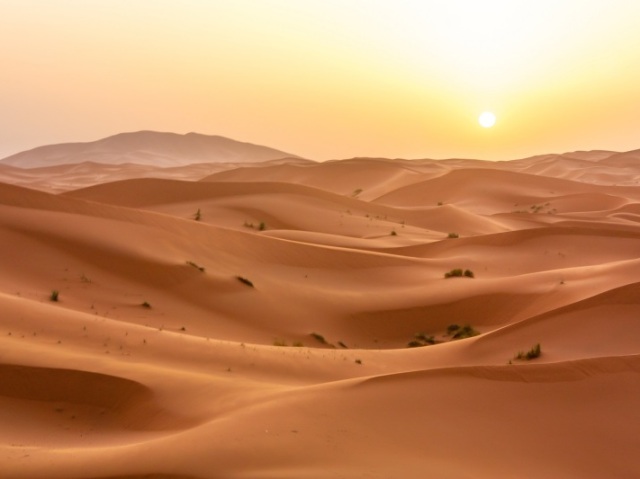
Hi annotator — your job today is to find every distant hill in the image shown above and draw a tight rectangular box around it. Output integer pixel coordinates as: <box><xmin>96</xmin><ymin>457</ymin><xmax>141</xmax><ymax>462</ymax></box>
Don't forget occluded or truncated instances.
<box><xmin>0</xmin><ymin>131</ymin><xmax>301</xmax><ymax>168</ymax></box>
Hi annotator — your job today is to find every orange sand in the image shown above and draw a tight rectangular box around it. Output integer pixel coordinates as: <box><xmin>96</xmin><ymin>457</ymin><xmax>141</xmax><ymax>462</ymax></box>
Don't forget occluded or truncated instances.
<box><xmin>1</xmin><ymin>140</ymin><xmax>640</xmax><ymax>478</ymax></box>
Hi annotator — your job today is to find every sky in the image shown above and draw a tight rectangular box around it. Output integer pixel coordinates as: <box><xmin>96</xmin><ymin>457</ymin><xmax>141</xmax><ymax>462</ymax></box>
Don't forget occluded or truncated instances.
<box><xmin>2</xmin><ymin>0</ymin><xmax>640</xmax><ymax>161</ymax></box>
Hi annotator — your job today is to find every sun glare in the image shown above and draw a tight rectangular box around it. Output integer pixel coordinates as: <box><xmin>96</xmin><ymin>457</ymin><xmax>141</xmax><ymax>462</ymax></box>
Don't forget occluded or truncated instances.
<box><xmin>478</xmin><ymin>112</ymin><xmax>496</xmax><ymax>128</ymax></box>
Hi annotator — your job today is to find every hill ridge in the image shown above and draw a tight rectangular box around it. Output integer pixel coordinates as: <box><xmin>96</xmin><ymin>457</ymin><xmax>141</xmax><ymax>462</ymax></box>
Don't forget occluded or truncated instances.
<box><xmin>0</xmin><ymin>130</ymin><xmax>301</xmax><ymax>168</ymax></box>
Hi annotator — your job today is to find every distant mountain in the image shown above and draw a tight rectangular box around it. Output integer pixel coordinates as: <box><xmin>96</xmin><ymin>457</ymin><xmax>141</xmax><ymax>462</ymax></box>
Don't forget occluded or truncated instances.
<box><xmin>0</xmin><ymin>131</ymin><xmax>301</xmax><ymax>168</ymax></box>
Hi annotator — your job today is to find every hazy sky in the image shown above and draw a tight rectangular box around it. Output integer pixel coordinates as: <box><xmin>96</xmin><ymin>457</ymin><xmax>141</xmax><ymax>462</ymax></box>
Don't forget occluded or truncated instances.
<box><xmin>2</xmin><ymin>0</ymin><xmax>640</xmax><ymax>160</ymax></box>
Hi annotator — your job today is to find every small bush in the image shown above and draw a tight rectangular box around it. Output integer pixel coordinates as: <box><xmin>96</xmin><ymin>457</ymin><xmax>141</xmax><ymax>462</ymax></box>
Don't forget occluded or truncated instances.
<box><xmin>50</xmin><ymin>290</ymin><xmax>59</xmax><ymax>302</ymax></box>
<box><xmin>194</xmin><ymin>208</ymin><xmax>202</xmax><ymax>221</ymax></box>
<box><xmin>390</xmin><ymin>230</ymin><xmax>397</xmax><ymax>236</ymax></box>
<box><xmin>273</xmin><ymin>339</ymin><xmax>287</xmax><ymax>347</ymax></box>
<box><xmin>186</xmin><ymin>261</ymin><xmax>205</xmax><ymax>272</ymax></box>
<box><xmin>310</xmin><ymin>332</ymin><xmax>328</xmax><ymax>344</ymax></box>
<box><xmin>527</xmin><ymin>343</ymin><xmax>542</xmax><ymax>359</ymax></box>
<box><xmin>408</xmin><ymin>332</ymin><xmax>438</xmax><ymax>348</ymax></box>
<box><xmin>141</xmin><ymin>301</ymin><xmax>152</xmax><ymax>309</ymax></box>
<box><xmin>444</xmin><ymin>268</ymin><xmax>474</xmax><ymax>278</ymax></box>
<box><xmin>415</xmin><ymin>333</ymin><xmax>436</xmax><ymax>344</ymax></box>
<box><xmin>237</xmin><ymin>276</ymin><xmax>254</xmax><ymax>287</ymax></box>
<box><xmin>516</xmin><ymin>343</ymin><xmax>542</xmax><ymax>360</ymax></box>
<box><xmin>355</xmin><ymin>359</ymin><xmax>362</xmax><ymax>365</ymax></box>
<box><xmin>452</xmin><ymin>324</ymin><xmax>478</xmax><ymax>340</ymax></box>
<box><xmin>446</xmin><ymin>324</ymin><xmax>461</xmax><ymax>335</ymax></box>
<box><xmin>444</xmin><ymin>269</ymin><xmax>463</xmax><ymax>278</ymax></box>
<box><xmin>447</xmin><ymin>232</ymin><xmax>459</xmax><ymax>239</ymax></box>
<box><xmin>245</xmin><ymin>221</ymin><xmax>268</xmax><ymax>231</ymax></box>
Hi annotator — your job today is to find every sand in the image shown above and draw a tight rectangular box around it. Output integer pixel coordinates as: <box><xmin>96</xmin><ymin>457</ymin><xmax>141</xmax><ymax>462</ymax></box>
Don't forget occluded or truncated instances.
<box><xmin>1</xmin><ymin>145</ymin><xmax>639</xmax><ymax>478</ymax></box>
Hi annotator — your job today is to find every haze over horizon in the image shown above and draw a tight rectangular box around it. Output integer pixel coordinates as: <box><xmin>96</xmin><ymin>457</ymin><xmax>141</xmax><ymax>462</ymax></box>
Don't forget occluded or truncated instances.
<box><xmin>3</xmin><ymin>1</ymin><xmax>640</xmax><ymax>161</ymax></box>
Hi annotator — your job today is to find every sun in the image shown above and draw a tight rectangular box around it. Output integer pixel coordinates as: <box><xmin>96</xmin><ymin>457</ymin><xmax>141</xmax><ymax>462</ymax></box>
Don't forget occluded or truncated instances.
<box><xmin>478</xmin><ymin>111</ymin><xmax>496</xmax><ymax>128</ymax></box>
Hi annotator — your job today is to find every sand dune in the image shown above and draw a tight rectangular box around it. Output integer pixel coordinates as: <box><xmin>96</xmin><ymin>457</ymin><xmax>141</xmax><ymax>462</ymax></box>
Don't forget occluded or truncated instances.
<box><xmin>199</xmin><ymin>157</ymin><xmax>439</xmax><ymax>199</ymax></box>
<box><xmin>1</xmin><ymin>145</ymin><xmax>640</xmax><ymax>478</ymax></box>
<box><xmin>0</xmin><ymin>161</ymin><xmax>257</xmax><ymax>194</ymax></box>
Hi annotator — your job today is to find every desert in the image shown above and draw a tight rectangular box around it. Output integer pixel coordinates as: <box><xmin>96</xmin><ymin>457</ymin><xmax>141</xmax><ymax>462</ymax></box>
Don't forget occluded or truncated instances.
<box><xmin>0</xmin><ymin>131</ymin><xmax>639</xmax><ymax>478</ymax></box>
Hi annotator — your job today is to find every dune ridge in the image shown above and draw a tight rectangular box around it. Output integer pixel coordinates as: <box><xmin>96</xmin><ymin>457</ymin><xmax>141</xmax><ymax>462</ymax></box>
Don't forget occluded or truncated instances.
<box><xmin>1</xmin><ymin>146</ymin><xmax>640</xmax><ymax>478</ymax></box>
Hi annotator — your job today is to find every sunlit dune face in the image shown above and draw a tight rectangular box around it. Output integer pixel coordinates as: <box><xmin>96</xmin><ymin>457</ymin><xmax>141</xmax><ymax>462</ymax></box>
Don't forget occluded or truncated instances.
<box><xmin>479</xmin><ymin>112</ymin><xmax>496</xmax><ymax>128</ymax></box>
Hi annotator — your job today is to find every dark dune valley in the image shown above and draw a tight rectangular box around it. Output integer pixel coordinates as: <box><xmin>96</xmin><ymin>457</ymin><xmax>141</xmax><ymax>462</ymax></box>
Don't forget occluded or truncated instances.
<box><xmin>1</xmin><ymin>132</ymin><xmax>640</xmax><ymax>478</ymax></box>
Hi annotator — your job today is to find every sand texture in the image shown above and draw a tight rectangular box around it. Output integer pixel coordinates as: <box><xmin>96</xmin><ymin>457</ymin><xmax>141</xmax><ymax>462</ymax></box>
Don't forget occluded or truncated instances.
<box><xmin>1</xmin><ymin>145</ymin><xmax>640</xmax><ymax>478</ymax></box>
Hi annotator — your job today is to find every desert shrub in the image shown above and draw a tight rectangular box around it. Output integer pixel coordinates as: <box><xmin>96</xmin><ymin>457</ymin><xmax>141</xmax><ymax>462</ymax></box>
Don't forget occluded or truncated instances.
<box><xmin>310</xmin><ymin>332</ymin><xmax>328</xmax><ymax>344</ymax></box>
<box><xmin>390</xmin><ymin>230</ymin><xmax>397</xmax><ymax>236</ymax></box>
<box><xmin>527</xmin><ymin>343</ymin><xmax>542</xmax><ymax>359</ymax></box>
<box><xmin>50</xmin><ymin>290</ymin><xmax>59</xmax><ymax>302</ymax></box>
<box><xmin>355</xmin><ymin>359</ymin><xmax>362</xmax><ymax>365</ymax></box>
<box><xmin>141</xmin><ymin>301</ymin><xmax>151</xmax><ymax>308</ymax></box>
<box><xmin>444</xmin><ymin>268</ymin><xmax>474</xmax><ymax>278</ymax></box>
<box><xmin>237</xmin><ymin>276</ymin><xmax>254</xmax><ymax>287</ymax></box>
<box><xmin>452</xmin><ymin>324</ymin><xmax>478</xmax><ymax>340</ymax></box>
<box><xmin>186</xmin><ymin>261</ymin><xmax>205</xmax><ymax>272</ymax></box>
<box><xmin>531</xmin><ymin>204</ymin><xmax>544</xmax><ymax>213</ymax></box>
<box><xmin>273</xmin><ymin>339</ymin><xmax>287</xmax><ymax>347</ymax></box>
<box><xmin>516</xmin><ymin>343</ymin><xmax>542</xmax><ymax>360</ymax></box>
<box><xmin>243</xmin><ymin>220</ymin><xmax>268</xmax><ymax>231</ymax></box>
<box><xmin>408</xmin><ymin>332</ymin><xmax>438</xmax><ymax>348</ymax></box>
<box><xmin>194</xmin><ymin>208</ymin><xmax>202</xmax><ymax>221</ymax></box>
<box><xmin>292</xmin><ymin>341</ymin><xmax>304</xmax><ymax>347</ymax></box>
<box><xmin>447</xmin><ymin>232</ymin><xmax>459</xmax><ymax>239</ymax></box>
<box><xmin>444</xmin><ymin>269</ymin><xmax>463</xmax><ymax>278</ymax></box>
<box><xmin>414</xmin><ymin>333</ymin><xmax>436</xmax><ymax>344</ymax></box>
<box><xmin>446</xmin><ymin>324</ymin><xmax>461</xmax><ymax>335</ymax></box>
<box><xmin>338</xmin><ymin>341</ymin><xmax>348</xmax><ymax>349</ymax></box>
<box><xmin>352</xmin><ymin>188</ymin><xmax>363</xmax><ymax>197</ymax></box>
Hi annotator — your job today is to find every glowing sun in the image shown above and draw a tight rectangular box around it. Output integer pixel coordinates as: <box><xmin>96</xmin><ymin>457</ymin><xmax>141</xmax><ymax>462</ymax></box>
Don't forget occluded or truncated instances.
<box><xmin>478</xmin><ymin>111</ymin><xmax>496</xmax><ymax>128</ymax></box>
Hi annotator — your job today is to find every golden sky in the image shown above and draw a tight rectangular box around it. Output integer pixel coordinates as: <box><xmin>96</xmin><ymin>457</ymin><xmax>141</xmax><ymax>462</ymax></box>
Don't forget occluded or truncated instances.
<box><xmin>2</xmin><ymin>0</ymin><xmax>640</xmax><ymax>160</ymax></box>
